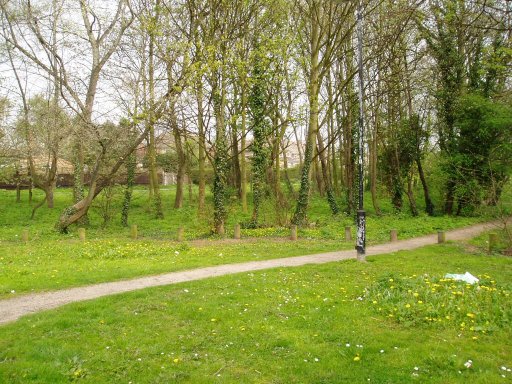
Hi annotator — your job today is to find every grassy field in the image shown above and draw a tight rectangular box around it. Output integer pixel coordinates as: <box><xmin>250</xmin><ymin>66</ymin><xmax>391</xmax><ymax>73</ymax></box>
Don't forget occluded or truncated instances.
<box><xmin>0</xmin><ymin>186</ymin><xmax>504</xmax><ymax>298</ymax></box>
<box><xmin>1</xmin><ymin>185</ymin><xmax>504</xmax><ymax>242</ymax></box>
<box><xmin>1</xmin><ymin>185</ymin><xmax>511</xmax><ymax>382</ymax></box>
<box><xmin>0</xmin><ymin>243</ymin><xmax>510</xmax><ymax>383</ymax></box>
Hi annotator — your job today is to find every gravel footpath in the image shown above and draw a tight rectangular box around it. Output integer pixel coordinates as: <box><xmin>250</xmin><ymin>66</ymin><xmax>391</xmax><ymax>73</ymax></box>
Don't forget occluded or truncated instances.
<box><xmin>0</xmin><ymin>220</ymin><xmax>504</xmax><ymax>325</ymax></box>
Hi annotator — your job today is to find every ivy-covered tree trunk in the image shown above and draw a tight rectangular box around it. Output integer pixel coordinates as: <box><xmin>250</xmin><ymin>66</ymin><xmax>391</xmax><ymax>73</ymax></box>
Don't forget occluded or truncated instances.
<box><xmin>171</xmin><ymin>104</ymin><xmax>186</xmax><ymax>209</ymax></box>
<box><xmin>212</xmin><ymin>71</ymin><xmax>228</xmax><ymax>234</ymax></box>
<box><xmin>240</xmin><ymin>87</ymin><xmax>248</xmax><ymax>213</ymax></box>
<box><xmin>73</xmin><ymin>141</ymin><xmax>85</xmax><ymax>204</ymax></box>
<box><xmin>316</xmin><ymin>130</ymin><xmax>339</xmax><ymax>215</ymax></box>
<box><xmin>249</xmin><ymin>48</ymin><xmax>269</xmax><ymax>226</ymax></box>
<box><xmin>196</xmin><ymin>80</ymin><xmax>206</xmax><ymax>213</ymax></box>
<box><xmin>121</xmin><ymin>153</ymin><xmax>136</xmax><ymax>227</ymax></box>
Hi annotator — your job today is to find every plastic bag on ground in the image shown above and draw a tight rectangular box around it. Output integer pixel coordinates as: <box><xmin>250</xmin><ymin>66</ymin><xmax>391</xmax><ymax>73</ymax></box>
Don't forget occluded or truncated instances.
<box><xmin>444</xmin><ymin>272</ymin><xmax>479</xmax><ymax>284</ymax></box>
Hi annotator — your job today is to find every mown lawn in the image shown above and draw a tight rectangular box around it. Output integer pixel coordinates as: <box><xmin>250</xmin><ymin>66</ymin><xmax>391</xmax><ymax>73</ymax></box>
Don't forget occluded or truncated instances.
<box><xmin>0</xmin><ymin>238</ymin><xmax>348</xmax><ymax>298</ymax></box>
<box><xmin>0</xmin><ymin>187</ymin><xmax>498</xmax><ymax>298</ymax></box>
<box><xmin>0</xmin><ymin>244</ymin><xmax>510</xmax><ymax>383</ymax></box>
<box><xmin>0</xmin><ymin>187</ymin><xmax>493</xmax><ymax>243</ymax></box>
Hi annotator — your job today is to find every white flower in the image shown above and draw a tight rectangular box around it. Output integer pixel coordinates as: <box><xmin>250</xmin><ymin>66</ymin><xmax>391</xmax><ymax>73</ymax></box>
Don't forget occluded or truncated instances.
<box><xmin>174</xmin><ymin>251</ymin><xmax>179</xmax><ymax>255</ymax></box>
<box><xmin>464</xmin><ymin>360</ymin><xmax>473</xmax><ymax>368</ymax></box>
<box><xmin>413</xmin><ymin>367</ymin><xmax>419</xmax><ymax>371</ymax></box>
<box><xmin>380</xmin><ymin>350</ymin><xmax>385</xmax><ymax>353</ymax></box>
<box><xmin>345</xmin><ymin>343</ymin><xmax>351</xmax><ymax>347</ymax></box>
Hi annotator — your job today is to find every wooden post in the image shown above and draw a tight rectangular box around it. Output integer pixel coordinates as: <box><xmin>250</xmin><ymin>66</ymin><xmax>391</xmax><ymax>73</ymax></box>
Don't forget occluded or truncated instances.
<box><xmin>21</xmin><ymin>229</ymin><xmax>29</xmax><ymax>243</ymax></box>
<box><xmin>344</xmin><ymin>226</ymin><xmax>352</xmax><ymax>241</ymax></box>
<box><xmin>437</xmin><ymin>231</ymin><xmax>446</xmax><ymax>244</ymax></box>
<box><xmin>390</xmin><ymin>229</ymin><xmax>398</xmax><ymax>242</ymax></box>
<box><xmin>177</xmin><ymin>227</ymin><xmax>184</xmax><ymax>242</ymax></box>
<box><xmin>234</xmin><ymin>223</ymin><xmax>241</xmax><ymax>240</ymax></box>
<box><xmin>290</xmin><ymin>225</ymin><xmax>297</xmax><ymax>241</ymax></box>
<box><xmin>130</xmin><ymin>224</ymin><xmax>138</xmax><ymax>239</ymax></box>
<box><xmin>488</xmin><ymin>233</ymin><xmax>498</xmax><ymax>253</ymax></box>
<box><xmin>78</xmin><ymin>228</ymin><xmax>86</xmax><ymax>241</ymax></box>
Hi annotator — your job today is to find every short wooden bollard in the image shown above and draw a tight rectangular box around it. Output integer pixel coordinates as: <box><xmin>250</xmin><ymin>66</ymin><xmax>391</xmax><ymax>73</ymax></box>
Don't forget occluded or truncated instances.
<box><xmin>390</xmin><ymin>229</ymin><xmax>398</xmax><ymax>242</ymax></box>
<box><xmin>437</xmin><ymin>231</ymin><xmax>446</xmax><ymax>244</ymax></box>
<box><xmin>78</xmin><ymin>227</ymin><xmax>86</xmax><ymax>241</ymax></box>
<box><xmin>21</xmin><ymin>229</ymin><xmax>29</xmax><ymax>243</ymax></box>
<box><xmin>234</xmin><ymin>224</ymin><xmax>241</xmax><ymax>240</ymax></box>
<box><xmin>177</xmin><ymin>227</ymin><xmax>184</xmax><ymax>242</ymax></box>
<box><xmin>488</xmin><ymin>233</ymin><xmax>498</xmax><ymax>253</ymax></box>
<box><xmin>130</xmin><ymin>224</ymin><xmax>138</xmax><ymax>239</ymax></box>
<box><xmin>344</xmin><ymin>226</ymin><xmax>352</xmax><ymax>241</ymax></box>
<box><xmin>290</xmin><ymin>225</ymin><xmax>297</xmax><ymax>241</ymax></box>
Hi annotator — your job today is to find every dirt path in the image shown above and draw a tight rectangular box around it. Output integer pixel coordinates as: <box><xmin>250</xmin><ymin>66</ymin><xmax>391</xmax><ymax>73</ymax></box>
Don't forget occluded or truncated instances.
<box><xmin>0</xmin><ymin>220</ymin><xmax>505</xmax><ymax>325</ymax></box>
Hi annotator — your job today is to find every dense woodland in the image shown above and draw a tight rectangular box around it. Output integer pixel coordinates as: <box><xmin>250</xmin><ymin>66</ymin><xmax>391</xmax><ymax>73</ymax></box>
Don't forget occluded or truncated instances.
<box><xmin>0</xmin><ymin>0</ymin><xmax>511</xmax><ymax>233</ymax></box>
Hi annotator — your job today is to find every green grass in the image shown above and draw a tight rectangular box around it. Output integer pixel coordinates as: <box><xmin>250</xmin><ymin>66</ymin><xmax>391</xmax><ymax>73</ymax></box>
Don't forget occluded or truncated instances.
<box><xmin>0</xmin><ymin>238</ymin><xmax>347</xmax><ymax>298</ymax></box>
<box><xmin>1</xmin><ymin>184</ymin><xmax>506</xmax><ymax>243</ymax></box>
<box><xmin>0</xmin><ymin>186</ymin><xmax>507</xmax><ymax>298</ymax></box>
<box><xmin>0</xmin><ymin>243</ymin><xmax>510</xmax><ymax>383</ymax></box>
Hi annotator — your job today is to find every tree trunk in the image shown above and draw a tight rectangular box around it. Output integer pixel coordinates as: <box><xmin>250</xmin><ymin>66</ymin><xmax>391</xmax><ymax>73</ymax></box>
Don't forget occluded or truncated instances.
<box><xmin>15</xmin><ymin>170</ymin><xmax>21</xmax><ymax>203</ymax></box>
<box><xmin>317</xmin><ymin>131</ymin><xmax>339</xmax><ymax>215</ymax></box>
<box><xmin>240</xmin><ymin>87</ymin><xmax>248</xmax><ymax>213</ymax></box>
<box><xmin>212</xmin><ymin>66</ymin><xmax>228</xmax><ymax>234</ymax></box>
<box><xmin>31</xmin><ymin>192</ymin><xmax>47</xmax><ymax>219</ymax></box>
<box><xmin>416</xmin><ymin>157</ymin><xmax>434</xmax><ymax>216</ymax></box>
<box><xmin>343</xmin><ymin>100</ymin><xmax>355</xmax><ymax>214</ymax></box>
<box><xmin>28</xmin><ymin>178</ymin><xmax>33</xmax><ymax>204</ymax></box>
<box><xmin>230</xmin><ymin>94</ymin><xmax>241</xmax><ymax>195</ymax></box>
<box><xmin>281</xmin><ymin>142</ymin><xmax>294</xmax><ymax>196</ymax></box>
<box><xmin>370</xmin><ymin>131</ymin><xmax>380</xmax><ymax>215</ymax></box>
<box><xmin>45</xmin><ymin>152</ymin><xmax>58</xmax><ymax>209</ymax></box>
<box><xmin>172</xmin><ymin>104</ymin><xmax>185</xmax><ymax>209</ymax></box>
<box><xmin>56</xmin><ymin>118</ymin><xmax>152</xmax><ymax>232</ymax></box>
<box><xmin>406</xmin><ymin>172</ymin><xmax>419</xmax><ymax>216</ymax></box>
<box><xmin>445</xmin><ymin>179</ymin><xmax>456</xmax><ymax>215</ymax></box>
<box><xmin>148</xmin><ymin>18</ymin><xmax>163</xmax><ymax>219</ymax></box>
<box><xmin>292</xmin><ymin>26</ymin><xmax>319</xmax><ymax>226</ymax></box>
<box><xmin>46</xmin><ymin>184</ymin><xmax>54</xmax><ymax>209</ymax></box>
<box><xmin>196</xmin><ymin>81</ymin><xmax>206</xmax><ymax>213</ymax></box>
<box><xmin>121</xmin><ymin>153</ymin><xmax>136</xmax><ymax>226</ymax></box>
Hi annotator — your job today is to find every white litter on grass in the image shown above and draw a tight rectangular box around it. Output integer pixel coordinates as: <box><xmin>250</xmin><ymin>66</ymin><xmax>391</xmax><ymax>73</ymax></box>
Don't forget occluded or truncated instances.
<box><xmin>445</xmin><ymin>272</ymin><xmax>479</xmax><ymax>285</ymax></box>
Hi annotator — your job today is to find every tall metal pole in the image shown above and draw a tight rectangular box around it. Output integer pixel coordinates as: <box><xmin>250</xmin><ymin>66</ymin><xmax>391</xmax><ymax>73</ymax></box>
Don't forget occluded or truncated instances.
<box><xmin>355</xmin><ymin>0</ymin><xmax>366</xmax><ymax>261</ymax></box>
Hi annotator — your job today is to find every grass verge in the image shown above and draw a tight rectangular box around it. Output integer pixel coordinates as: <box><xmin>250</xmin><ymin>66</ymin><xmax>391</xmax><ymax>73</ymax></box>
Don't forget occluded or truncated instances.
<box><xmin>0</xmin><ymin>243</ymin><xmax>510</xmax><ymax>383</ymax></box>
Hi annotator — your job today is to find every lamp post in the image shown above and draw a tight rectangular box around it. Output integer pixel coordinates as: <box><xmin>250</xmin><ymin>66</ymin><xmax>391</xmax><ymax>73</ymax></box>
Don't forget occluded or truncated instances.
<box><xmin>355</xmin><ymin>0</ymin><xmax>366</xmax><ymax>261</ymax></box>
